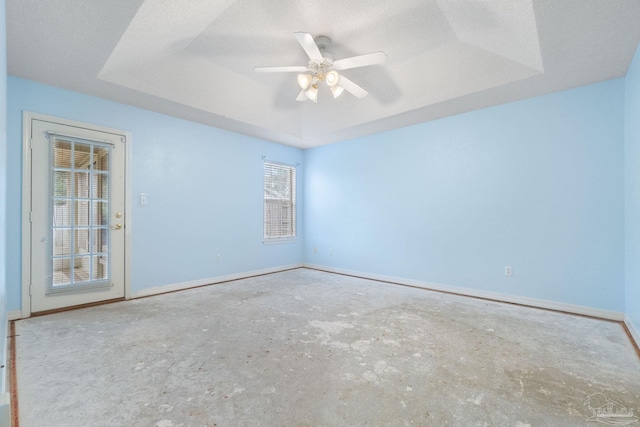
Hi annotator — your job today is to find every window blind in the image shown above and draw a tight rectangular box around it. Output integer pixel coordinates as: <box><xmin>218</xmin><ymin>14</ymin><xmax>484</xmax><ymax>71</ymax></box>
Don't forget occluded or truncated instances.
<box><xmin>49</xmin><ymin>136</ymin><xmax>112</xmax><ymax>293</ymax></box>
<box><xmin>264</xmin><ymin>161</ymin><xmax>296</xmax><ymax>240</ymax></box>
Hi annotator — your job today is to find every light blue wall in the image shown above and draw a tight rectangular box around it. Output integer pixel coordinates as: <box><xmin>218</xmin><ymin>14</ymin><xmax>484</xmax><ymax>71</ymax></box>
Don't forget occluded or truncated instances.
<box><xmin>7</xmin><ymin>77</ymin><xmax>304</xmax><ymax>311</ymax></box>
<box><xmin>625</xmin><ymin>43</ymin><xmax>640</xmax><ymax>331</ymax></box>
<box><xmin>4</xmin><ymin>59</ymin><xmax>636</xmax><ymax>319</ymax></box>
<box><xmin>0</xmin><ymin>0</ymin><xmax>8</xmax><ymax>393</ymax></box>
<box><xmin>304</xmin><ymin>79</ymin><xmax>626</xmax><ymax>312</ymax></box>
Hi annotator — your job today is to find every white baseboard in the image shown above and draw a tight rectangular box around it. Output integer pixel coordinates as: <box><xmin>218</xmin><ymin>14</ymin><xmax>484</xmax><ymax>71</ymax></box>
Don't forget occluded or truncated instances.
<box><xmin>625</xmin><ymin>316</ymin><xmax>640</xmax><ymax>348</ymax></box>
<box><xmin>303</xmin><ymin>263</ymin><xmax>625</xmax><ymax>322</ymax></box>
<box><xmin>7</xmin><ymin>311</ymin><xmax>21</xmax><ymax>321</ymax></box>
<box><xmin>131</xmin><ymin>263</ymin><xmax>304</xmax><ymax>299</ymax></box>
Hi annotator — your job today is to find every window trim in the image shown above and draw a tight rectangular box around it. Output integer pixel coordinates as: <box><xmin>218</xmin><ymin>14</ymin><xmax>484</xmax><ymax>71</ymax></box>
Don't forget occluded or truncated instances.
<box><xmin>263</xmin><ymin>160</ymin><xmax>297</xmax><ymax>244</ymax></box>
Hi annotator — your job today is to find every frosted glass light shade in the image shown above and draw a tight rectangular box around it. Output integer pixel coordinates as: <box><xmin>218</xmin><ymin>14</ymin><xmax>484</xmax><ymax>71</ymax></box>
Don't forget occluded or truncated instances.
<box><xmin>305</xmin><ymin>85</ymin><xmax>318</xmax><ymax>102</ymax></box>
<box><xmin>325</xmin><ymin>70</ymin><xmax>340</xmax><ymax>87</ymax></box>
<box><xmin>330</xmin><ymin>85</ymin><xmax>344</xmax><ymax>98</ymax></box>
<box><xmin>297</xmin><ymin>74</ymin><xmax>312</xmax><ymax>90</ymax></box>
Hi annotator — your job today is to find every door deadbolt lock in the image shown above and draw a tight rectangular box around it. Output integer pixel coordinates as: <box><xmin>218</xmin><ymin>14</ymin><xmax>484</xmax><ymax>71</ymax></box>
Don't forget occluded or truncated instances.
<box><xmin>111</xmin><ymin>224</ymin><xmax>123</xmax><ymax>230</ymax></box>
<box><xmin>115</xmin><ymin>212</ymin><xmax>122</xmax><ymax>218</ymax></box>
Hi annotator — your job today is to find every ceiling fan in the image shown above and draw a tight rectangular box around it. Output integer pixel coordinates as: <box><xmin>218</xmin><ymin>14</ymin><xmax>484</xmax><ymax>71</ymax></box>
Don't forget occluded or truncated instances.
<box><xmin>255</xmin><ymin>32</ymin><xmax>387</xmax><ymax>103</ymax></box>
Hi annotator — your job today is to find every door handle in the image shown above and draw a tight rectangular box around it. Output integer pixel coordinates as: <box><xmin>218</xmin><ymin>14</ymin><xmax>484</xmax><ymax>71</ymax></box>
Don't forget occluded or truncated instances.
<box><xmin>111</xmin><ymin>224</ymin><xmax>123</xmax><ymax>230</ymax></box>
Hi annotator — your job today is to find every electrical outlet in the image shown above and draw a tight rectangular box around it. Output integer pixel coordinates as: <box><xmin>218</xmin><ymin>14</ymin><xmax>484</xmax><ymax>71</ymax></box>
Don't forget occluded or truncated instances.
<box><xmin>313</xmin><ymin>247</ymin><xmax>317</xmax><ymax>254</ymax></box>
<box><xmin>505</xmin><ymin>266</ymin><xmax>512</xmax><ymax>277</ymax></box>
<box><xmin>329</xmin><ymin>248</ymin><xmax>333</xmax><ymax>256</ymax></box>
<box><xmin>217</xmin><ymin>255</ymin><xmax>221</xmax><ymax>263</ymax></box>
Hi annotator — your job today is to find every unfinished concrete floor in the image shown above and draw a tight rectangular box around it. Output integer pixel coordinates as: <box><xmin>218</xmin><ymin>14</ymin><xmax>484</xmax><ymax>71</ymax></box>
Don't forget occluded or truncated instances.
<box><xmin>14</xmin><ymin>268</ymin><xmax>640</xmax><ymax>426</ymax></box>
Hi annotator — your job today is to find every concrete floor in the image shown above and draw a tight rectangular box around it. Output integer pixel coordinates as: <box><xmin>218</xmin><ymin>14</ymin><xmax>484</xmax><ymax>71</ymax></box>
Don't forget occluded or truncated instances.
<box><xmin>14</xmin><ymin>268</ymin><xmax>640</xmax><ymax>426</ymax></box>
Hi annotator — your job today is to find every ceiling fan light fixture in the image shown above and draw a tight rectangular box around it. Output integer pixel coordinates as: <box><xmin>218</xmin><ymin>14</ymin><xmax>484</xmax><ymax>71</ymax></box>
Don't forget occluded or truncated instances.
<box><xmin>326</xmin><ymin>70</ymin><xmax>340</xmax><ymax>87</ymax></box>
<box><xmin>305</xmin><ymin>84</ymin><xmax>319</xmax><ymax>102</ymax></box>
<box><xmin>297</xmin><ymin>73</ymin><xmax>313</xmax><ymax>90</ymax></box>
<box><xmin>255</xmin><ymin>32</ymin><xmax>385</xmax><ymax>103</ymax></box>
<box><xmin>330</xmin><ymin>85</ymin><xmax>344</xmax><ymax>98</ymax></box>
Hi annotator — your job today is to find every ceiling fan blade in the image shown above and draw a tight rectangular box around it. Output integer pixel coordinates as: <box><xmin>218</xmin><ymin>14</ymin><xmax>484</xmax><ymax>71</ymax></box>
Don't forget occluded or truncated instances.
<box><xmin>294</xmin><ymin>32</ymin><xmax>323</xmax><ymax>63</ymax></box>
<box><xmin>333</xmin><ymin>52</ymin><xmax>387</xmax><ymax>71</ymax></box>
<box><xmin>337</xmin><ymin>75</ymin><xmax>368</xmax><ymax>99</ymax></box>
<box><xmin>296</xmin><ymin>90</ymin><xmax>307</xmax><ymax>102</ymax></box>
<box><xmin>254</xmin><ymin>65</ymin><xmax>309</xmax><ymax>73</ymax></box>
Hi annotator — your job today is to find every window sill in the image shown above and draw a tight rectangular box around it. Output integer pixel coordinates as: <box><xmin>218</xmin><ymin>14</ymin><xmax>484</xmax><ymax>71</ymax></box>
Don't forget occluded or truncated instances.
<box><xmin>263</xmin><ymin>238</ymin><xmax>297</xmax><ymax>245</ymax></box>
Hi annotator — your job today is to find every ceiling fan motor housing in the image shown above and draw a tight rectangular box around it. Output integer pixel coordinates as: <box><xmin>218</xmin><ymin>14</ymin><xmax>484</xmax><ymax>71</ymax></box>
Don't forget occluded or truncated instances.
<box><xmin>308</xmin><ymin>54</ymin><xmax>333</xmax><ymax>73</ymax></box>
<box><xmin>307</xmin><ymin>36</ymin><xmax>334</xmax><ymax>72</ymax></box>
<box><xmin>314</xmin><ymin>36</ymin><xmax>331</xmax><ymax>51</ymax></box>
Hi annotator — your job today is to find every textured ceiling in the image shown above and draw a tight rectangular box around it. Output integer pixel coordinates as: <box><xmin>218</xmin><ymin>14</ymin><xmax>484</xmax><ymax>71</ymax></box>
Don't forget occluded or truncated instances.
<box><xmin>7</xmin><ymin>0</ymin><xmax>640</xmax><ymax>148</ymax></box>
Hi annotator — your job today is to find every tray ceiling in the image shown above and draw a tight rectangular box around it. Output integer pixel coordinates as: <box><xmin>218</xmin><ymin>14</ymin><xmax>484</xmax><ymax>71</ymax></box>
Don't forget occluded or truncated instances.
<box><xmin>7</xmin><ymin>0</ymin><xmax>640</xmax><ymax>148</ymax></box>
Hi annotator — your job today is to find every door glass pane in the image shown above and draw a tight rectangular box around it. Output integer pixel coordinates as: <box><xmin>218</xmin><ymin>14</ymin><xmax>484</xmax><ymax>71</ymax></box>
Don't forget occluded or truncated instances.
<box><xmin>74</xmin><ymin>228</ymin><xmax>90</xmax><ymax>253</ymax></box>
<box><xmin>92</xmin><ymin>228</ymin><xmax>108</xmax><ymax>253</ymax></box>
<box><xmin>75</xmin><ymin>201</ymin><xmax>90</xmax><ymax>226</ymax></box>
<box><xmin>93</xmin><ymin>146</ymin><xmax>109</xmax><ymax>171</ymax></box>
<box><xmin>74</xmin><ymin>256</ymin><xmax>91</xmax><ymax>282</ymax></box>
<box><xmin>53</xmin><ymin>171</ymin><xmax>71</xmax><ymax>197</ymax></box>
<box><xmin>92</xmin><ymin>255</ymin><xmax>109</xmax><ymax>281</ymax></box>
<box><xmin>92</xmin><ymin>201</ymin><xmax>108</xmax><ymax>226</ymax></box>
<box><xmin>53</xmin><ymin>199</ymin><xmax>71</xmax><ymax>227</ymax></box>
<box><xmin>53</xmin><ymin>228</ymin><xmax>72</xmax><ymax>256</ymax></box>
<box><xmin>52</xmin><ymin>258</ymin><xmax>72</xmax><ymax>286</ymax></box>
<box><xmin>50</xmin><ymin>137</ymin><xmax>112</xmax><ymax>291</ymax></box>
<box><xmin>74</xmin><ymin>171</ymin><xmax>89</xmax><ymax>197</ymax></box>
<box><xmin>53</xmin><ymin>140</ymin><xmax>72</xmax><ymax>167</ymax></box>
<box><xmin>91</xmin><ymin>173</ymin><xmax>109</xmax><ymax>199</ymax></box>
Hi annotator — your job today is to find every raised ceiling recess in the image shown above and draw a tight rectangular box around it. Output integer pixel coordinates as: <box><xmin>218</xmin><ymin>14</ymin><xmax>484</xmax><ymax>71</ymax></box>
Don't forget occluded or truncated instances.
<box><xmin>7</xmin><ymin>0</ymin><xmax>640</xmax><ymax>148</ymax></box>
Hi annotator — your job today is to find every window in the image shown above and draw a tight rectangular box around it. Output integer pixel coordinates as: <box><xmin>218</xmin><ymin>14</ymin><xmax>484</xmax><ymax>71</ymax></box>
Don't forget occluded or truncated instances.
<box><xmin>264</xmin><ymin>161</ymin><xmax>296</xmax><ymax>241</ymax></box>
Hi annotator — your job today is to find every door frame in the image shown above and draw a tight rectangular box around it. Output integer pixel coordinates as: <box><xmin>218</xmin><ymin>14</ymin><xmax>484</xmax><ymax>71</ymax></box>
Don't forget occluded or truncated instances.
<box><xmin>21</xmin><ymin>112</ymin><xmax>132</xmax><ymax>318</ymax></box>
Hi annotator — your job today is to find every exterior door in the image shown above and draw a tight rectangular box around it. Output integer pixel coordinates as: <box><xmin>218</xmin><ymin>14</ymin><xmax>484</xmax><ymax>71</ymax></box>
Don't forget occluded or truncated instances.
<box><xmin>28</xmin><ymin>118</ymin><xmax>126</xmax><ymax>313</ymax></box>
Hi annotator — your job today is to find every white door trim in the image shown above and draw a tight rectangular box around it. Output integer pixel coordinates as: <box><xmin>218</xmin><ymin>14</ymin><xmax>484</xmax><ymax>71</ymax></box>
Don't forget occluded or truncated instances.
<box><xmin>21</xmin><ymin>112</ymin><xmax>132</xmax><ymax>318</ymax></box>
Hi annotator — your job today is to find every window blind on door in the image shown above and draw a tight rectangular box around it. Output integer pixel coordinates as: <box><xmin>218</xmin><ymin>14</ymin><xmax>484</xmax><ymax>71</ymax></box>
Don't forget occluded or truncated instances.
<box><xmin>264</xmin><ymin>161</ymin><xmax>296</xmax><ymax>240</ymax></box>
<box><xmin>49</xmin><ymin>135</ymin><xmax>112</xmax><ymax>293</ymax></box>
